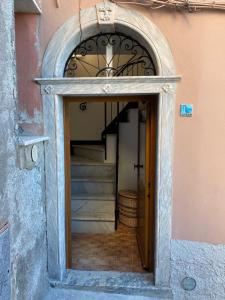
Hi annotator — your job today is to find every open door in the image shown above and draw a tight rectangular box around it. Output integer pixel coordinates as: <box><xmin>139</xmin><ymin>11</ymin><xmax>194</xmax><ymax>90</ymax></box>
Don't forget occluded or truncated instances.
<box><xmin>136</xmin><ymin>97</ymin><xmax>157</xmax><ymax>271</ymax></box>
<box><xmin>64</xmin><ymin>101</ymin><xmax>72</xmax><ymax>268</ymax></box>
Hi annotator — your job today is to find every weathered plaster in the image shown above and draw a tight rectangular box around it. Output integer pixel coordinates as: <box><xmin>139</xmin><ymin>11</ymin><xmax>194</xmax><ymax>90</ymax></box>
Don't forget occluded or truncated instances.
<box><xmin>39</xmin><ymin>2</ymin><xmax>178</xmax><ymax>290</ymax></box>
<box><xmin>10</xmin><ymin>143</ymin><xmax>48</xmax><ymax>300</ymax></box>
<box><xmin>0</xmin><ymin>225</ymin><xmax>10</xmax><ymax>300</ymax></box>
<box><xmin>15</xmin><ymin>14</ymin><xmax>43</xmax><ymax>135</ymax></box>
<box><xmin>0</xmin><ymin>1</ymin><xmax>48</xmax><ymax>299</ymax></box>
<box><xmin>0</xmin><ymin>0</ymin><xmax>17</xmax><ymax>223</ymax></box>
<box><xmin>171</xmin><ymin>239</ymin><xmax>225</xmax><ymax>300</ymax></box>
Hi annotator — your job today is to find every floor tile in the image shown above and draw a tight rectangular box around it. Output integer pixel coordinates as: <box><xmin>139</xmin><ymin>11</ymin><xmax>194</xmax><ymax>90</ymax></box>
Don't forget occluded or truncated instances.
<box><xmin>72</xmin><ymin>223</ymin><xmax>146</xmax><ymax>273</ymax></box>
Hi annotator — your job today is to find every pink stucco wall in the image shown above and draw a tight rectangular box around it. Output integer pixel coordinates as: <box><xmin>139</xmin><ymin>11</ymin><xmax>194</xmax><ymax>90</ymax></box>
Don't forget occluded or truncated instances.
<box><xmin>15</xmin><ymin>2</ymin><xmax>225</xmax><ymax>244</ymax></box>
<box><xmin>15</xmin><ymin>14</ymin><xmax>43</xmax><ymax>134</ymax></box>
<box><xmin>145</xmin><ymin>10</ymin><xmax>225</xmax><ymax>244</ymax></box>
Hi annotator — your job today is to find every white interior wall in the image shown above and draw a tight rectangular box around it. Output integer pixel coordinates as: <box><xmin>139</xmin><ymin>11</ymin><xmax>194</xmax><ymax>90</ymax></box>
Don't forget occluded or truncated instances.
<box><xmin>69</xmin><ymin>102</ymin><xmax>105</xmax><ymax>140</ymax></box>
<box><xmin>106</xmin><ymin>102</ymin><xmax>117</xmax><ymax>126</ymax></box>
<box><xmin>105</xmin><ymin>134</ymin><xmax>117</xmax><ymax>164</ymax></box>
<box><xmin>69</xmin><ymin>102</ymin><xmax>127</xmax><ymax>141</ymax></box>
<box><xmin>118</xmin><ymin>108</ymin><xmax>139</xmax><ymax>192</ymax></box>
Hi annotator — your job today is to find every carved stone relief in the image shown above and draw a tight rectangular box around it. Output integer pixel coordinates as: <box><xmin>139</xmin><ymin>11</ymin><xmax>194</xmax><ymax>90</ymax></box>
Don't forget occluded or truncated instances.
<box><xmin>41</xmin><ymin>85</ymin><xmax>54</xmax><ymax>95</ymax></box>
<box><xmin>96</xmin><ymin>2</ymin><xmax>115</xmax><ymax>31</ymax></box>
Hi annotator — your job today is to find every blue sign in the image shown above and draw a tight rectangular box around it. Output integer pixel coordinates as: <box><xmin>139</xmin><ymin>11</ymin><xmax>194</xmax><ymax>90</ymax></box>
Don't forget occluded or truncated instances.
<box><xmin>180</xmin><ymin>104</ymin><xmax>193</xmax><ymax>117</ymax></box>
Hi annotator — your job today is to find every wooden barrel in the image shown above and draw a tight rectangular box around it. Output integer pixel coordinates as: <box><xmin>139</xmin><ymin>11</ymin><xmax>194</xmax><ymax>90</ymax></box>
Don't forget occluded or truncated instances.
<box><xmin>119</xmin><ymin>190</ymin><xmax>138</xmax><ymax>228</ymax></box>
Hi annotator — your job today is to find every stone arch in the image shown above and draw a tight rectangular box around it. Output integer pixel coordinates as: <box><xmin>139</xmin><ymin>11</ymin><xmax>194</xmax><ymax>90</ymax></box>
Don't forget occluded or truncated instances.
<box><xmin>39</xmin><ymin>2</ymin><xmax>179</xmax><ymax>290</ymax></box>
<box><xmin>42</xmin><ymin>3</ymin><xmax>175</xmax><ymax>78</ymax></box>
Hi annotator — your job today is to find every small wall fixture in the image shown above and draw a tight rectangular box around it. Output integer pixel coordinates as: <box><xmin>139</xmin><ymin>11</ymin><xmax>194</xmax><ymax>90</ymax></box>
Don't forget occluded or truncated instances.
<box><xmin>180</xmin><ymin>104</ymin><xmax>193</xmax><ymax>117</ymax></box>
<box><xmin>181</xmin><ymin>277</ymin><xmax>196</xmax><ymax>291</ymax></box>
<box><xmin>18</xmin><ymin>136</ymin><xmax>49</xmax><ymax>170</ymax></box>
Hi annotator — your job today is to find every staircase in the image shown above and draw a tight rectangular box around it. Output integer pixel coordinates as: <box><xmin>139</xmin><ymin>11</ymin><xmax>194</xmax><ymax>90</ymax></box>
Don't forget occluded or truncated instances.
<box><xmin>71</xmin><ymin>102</ymin><xmax>138</xmax><ymax>234</ymax></box>
<box><xmin>71</xmin><ymin>145</ymin><xmax>116</xmax><ymax>234</ymax></box>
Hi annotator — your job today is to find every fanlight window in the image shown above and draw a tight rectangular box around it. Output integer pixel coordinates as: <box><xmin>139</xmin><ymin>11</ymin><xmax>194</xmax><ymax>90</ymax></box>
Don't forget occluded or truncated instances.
<box><xmin>64</xmin><ymin>32</ymin><xmax>156</xmax><ymax>77</ymax></box>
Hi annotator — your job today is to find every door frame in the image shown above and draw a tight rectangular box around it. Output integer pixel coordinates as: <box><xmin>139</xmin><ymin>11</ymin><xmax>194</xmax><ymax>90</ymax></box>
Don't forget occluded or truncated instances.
<box><xmin>36</xmin><ymin>77</ymin><xmax>179</xmax><ymax>287</ymax></box>
<box><xmin>136</xmin><ymin>97</ymin><xmax>157</xmax><ymax>272</ymax></box>
<box><xmin>35</xmin><ymin>2</ymin><xmax>180</xmax><ymax>288</ymax></box>
<box><xmin>64</xmin><ymin>95</ymin><xmax>157</xmax><ymax>270</ymax></box>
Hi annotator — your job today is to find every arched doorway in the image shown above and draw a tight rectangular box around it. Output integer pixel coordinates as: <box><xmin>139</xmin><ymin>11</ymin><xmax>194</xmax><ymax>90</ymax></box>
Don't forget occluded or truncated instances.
<box><xmin>63</xmin><ymin>30</ymin><xmax>158</xmax><ymax>273</ymax></box>
<box><xmin>35</xmin><ymin>2</ymin><xmax>180</xmax><ymax>291</ymax></box>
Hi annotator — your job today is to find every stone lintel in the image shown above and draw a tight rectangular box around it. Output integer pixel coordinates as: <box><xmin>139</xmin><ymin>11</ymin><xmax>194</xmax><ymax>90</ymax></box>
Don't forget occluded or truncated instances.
<box><xmin>34</xmin><ymin>76</ymin><xmax>181</xmax><ymax>96</ymax></box>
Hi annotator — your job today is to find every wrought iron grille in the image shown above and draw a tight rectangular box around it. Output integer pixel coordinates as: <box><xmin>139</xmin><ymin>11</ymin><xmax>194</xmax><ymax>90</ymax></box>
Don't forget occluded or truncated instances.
<box><xmin>64</xmin><ymin>33</ymin><xmax>156</xmax><ymax>77</ymax></box>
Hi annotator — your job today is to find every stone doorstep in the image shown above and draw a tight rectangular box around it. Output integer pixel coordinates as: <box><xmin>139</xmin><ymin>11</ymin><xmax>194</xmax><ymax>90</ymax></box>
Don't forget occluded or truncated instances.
<box><xmin>49</xmin><ymin>270</ymin><xmax>173</xmax><ymax>299</ymax></box>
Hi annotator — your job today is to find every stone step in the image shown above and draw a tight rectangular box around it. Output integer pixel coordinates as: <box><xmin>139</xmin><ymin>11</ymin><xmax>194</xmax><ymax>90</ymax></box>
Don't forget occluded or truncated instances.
<box><xmin>46</xmin><ymin>287</ymin><xmax>166</xmax><ymax>300</ymax></box>
<box><xmin>72</xmin><ymin>194</ymin><xmax>116</xmax><ymax>201</ymax></box>
<box><xmin>72</xmin><ymin>221</ymin><xmax>115</xmax><ymax>234</ymax></box>
<box><xmin>71</xmin><ymin>211</ymin><xmax>115</xmax><ymax>234</ymax></box>
<box><xmin>71</xmin><ymin>177</ymin><xmax>116</xmax><ymax>195</ymax></box>
<box><xmin>47</xmin><ymin>270</ymin><xmax>173</xmax><ymax>299</ymax></box>
<box><xmin>72</xmin><ymin>199</ymin><xmax>115</xmax><ymax>215</ymax></box>
<box><xmin>71</xmin><ymin>159</ymin><xmax>115</xmax><ymax>179</ymax></box>
<box><xmin>72</xmin><ymin>210</ymin><xmax>115</xmax><ymax>222</ymax></box>
<box><xmin>73</xmin><ymin>145</ymin><xmax>105</xmax><ymax>162</ymax></box>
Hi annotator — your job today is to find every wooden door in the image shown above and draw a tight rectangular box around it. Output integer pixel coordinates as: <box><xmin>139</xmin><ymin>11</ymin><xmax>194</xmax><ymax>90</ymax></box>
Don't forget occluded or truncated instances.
<box><xmin>136</xmin><ymin>97</ymin><xmax>157</xmax><ymax>271</ymax></box>
<box><xmin>64</xmin><ymin>101</ymin><xmax>72</xmax><ymax>268</ymax></box>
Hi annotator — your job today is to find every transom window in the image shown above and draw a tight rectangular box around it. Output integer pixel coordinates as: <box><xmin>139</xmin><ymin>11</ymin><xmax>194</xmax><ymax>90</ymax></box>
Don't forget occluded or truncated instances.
<box><xmin>64</xmin><ymin>32</ymin><xmax>156</xmax><ymax>77</ymax></box>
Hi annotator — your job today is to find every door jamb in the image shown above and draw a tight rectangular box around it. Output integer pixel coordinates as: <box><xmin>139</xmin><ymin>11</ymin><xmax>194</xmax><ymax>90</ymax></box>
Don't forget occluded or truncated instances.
<box><xmin>64</xmin><ymin>102</ymin><xmax>72</xmax><ymax>268</ymax></box>
<box><xmin>64</xmin><ymin>95</ymin><xmax>157</xmax><ymax>270</ymax></box>
<box><xmin>36</xmin><ymin>75</ymin><xmax>178</xmax><ymax>286</ymax></box>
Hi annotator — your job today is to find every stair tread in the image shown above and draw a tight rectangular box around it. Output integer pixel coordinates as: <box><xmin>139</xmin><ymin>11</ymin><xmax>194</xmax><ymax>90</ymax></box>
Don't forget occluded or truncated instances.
<box><xmin>71</xmin><ymin>156</ymin><xmax>114</xmax><ymax>166</ymax></box>
<box><xmin>71</xmin><ymin>177</ymin><xmax>115</xmax><ymax>182</ymax></box>
<box><xmin>72</xmin><ymin>211</ymin><xmax>115</xmax><ymax>222</ymax></box>
<box><xmin>71</xmin><ymin>194</ymin><xmax>116</xmax><ymax>201</ymax></box>
<box><xmin>74</xmin><ymin>145</ymin><xmax>105</xmax><ymax>152</ymax></box>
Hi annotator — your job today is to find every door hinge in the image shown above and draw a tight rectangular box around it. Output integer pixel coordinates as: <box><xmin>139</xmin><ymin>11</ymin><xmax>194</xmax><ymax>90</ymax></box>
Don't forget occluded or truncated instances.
<box><xmin>134</xmin><ymin>164</ymin><xmax>144</xmax><ymax>170</ymax></box>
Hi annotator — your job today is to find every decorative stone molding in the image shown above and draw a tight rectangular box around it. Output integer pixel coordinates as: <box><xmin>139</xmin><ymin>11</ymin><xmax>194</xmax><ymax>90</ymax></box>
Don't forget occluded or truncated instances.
<box><xmin>162</xmin><ymin>83</ymin><xmax>174</xmax><ymax>93</ymax></box>
<box><xmin>18</xmin><ymin>136</ymin><xmax>49</xmax><ymax>170</ymax></box>
<box><xmin>41</xmin><ymin>85</ymin><xmax>54</xmax><ymax>95</ymax></box>
<box><xmin>102</xmin><ymin>83</ymin><xmax>112</xmax><ymax>93</ymax></box>
<box><xmin>35</xmin><ymin>76</ymin><xmax>180</xmax><ymax>96</ymax></box>
<box><xmin>96</xmin><ymin>2</ymin><xmax>115</xmax><ymax>31</ymax></box>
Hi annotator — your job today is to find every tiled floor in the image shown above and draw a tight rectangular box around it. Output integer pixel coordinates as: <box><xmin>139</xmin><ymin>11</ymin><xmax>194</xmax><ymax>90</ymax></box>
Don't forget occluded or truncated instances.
<box><xmin>72</xmin><ymin>223</ymin><xmax>145</xmax><ymax>272</ymax></box>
